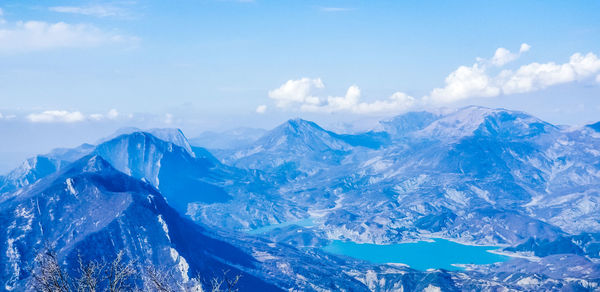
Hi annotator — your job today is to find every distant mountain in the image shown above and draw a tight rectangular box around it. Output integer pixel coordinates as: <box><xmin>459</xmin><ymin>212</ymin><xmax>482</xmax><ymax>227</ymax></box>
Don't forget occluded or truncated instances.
<box><xmin>0</xmin><ymin>155</ymin><xmax>491</xmax><ymax>292</ymax></box>
<box><xmin>45</xmin><ymin>143</ymin><xmax>96</xmax><ymax>162</ymax></box>
<box><xmin>222</xmin><ymin>119</ymin><xmax>373</xmax><ymax>177</ymax></box>
<box><xmin>587</xmin><ymin>121</ymin><xmax>600</xmax><ymax>132</ymax></box>
<box><xmin>380</xmin><ymin>111</ymin><xmax>439</xmax><ymax>137</ymax></box>
<box><xmin>0</xmin><ymin>144</ymin><xmax>95</xmax><ymax>195</ymax></box>
<box><xmin>0</xmin><ymin>128</ymin><xmax>288</xmax><ymax>231</ymax></box>
<box><xmin>0</xmin><ymin>128</ymin><xmax>195</xmax><ymax>197</ymax></box>
<box><xmin>0</xmin><ymin>155</ymin><xmax>64</xmax><ymax>195</ymax></box>
<box><xmin>94</xmin><ymin>131</ymin><xmax>242</xmax><ymax>212</ymax></box>
<box><xmin>189</xmin><ymin>127</ymin><xmax>267</xmax><ymax>150</ymax></box>
<box><xmin>415</xmin><ymin>106</ymin><xmax>555</xmax><ymax>139</ymax></box>
<box><xmin>2</xmin><ymin>109</ymin><xmax>599</xmax><ymax>291</ymax></box>
<box><xmin>98</xmin><ymin>127</ymin><xmax>195</xmax><ymax>157</ymax></box>
<box><xmin>324</xmin><ymin>106</ymin><xmax>600</xmax><ymax>244</ymax></box>
<box><xmin>6</xmin><ymin>109</ymin><xmax>600</xmax><ymax>248</ymax></box>
<box><xmin>209</xmin><ymin>106</ymin><xmax>600</xmax><ymax>248</ymax></box>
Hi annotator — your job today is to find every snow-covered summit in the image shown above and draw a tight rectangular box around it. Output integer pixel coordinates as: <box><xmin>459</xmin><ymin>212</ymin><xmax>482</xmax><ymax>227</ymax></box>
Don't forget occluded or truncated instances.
<box><xmin>417</xmin><ymin>106</ymin><xmax>555</xmax><ymax>139</ymax></box>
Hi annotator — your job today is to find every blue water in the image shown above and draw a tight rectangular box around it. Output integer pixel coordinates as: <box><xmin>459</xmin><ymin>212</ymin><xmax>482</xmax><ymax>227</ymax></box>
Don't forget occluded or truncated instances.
<box><xmin>248</xmin><ymin>218</ymin><xmax>315</xmax><ymax>235</ymax></box>
<box><xmin>322</xmin><ymin>238</ymin><xmax>510</xmax><ymax>271</ymax></box>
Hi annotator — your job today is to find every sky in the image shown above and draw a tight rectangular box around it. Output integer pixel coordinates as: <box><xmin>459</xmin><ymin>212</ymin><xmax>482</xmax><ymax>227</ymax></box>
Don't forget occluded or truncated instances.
<box><xmin>0</xmin><ymin>0</ymin><xmax>600</xmax><ymax>172</ymax></box>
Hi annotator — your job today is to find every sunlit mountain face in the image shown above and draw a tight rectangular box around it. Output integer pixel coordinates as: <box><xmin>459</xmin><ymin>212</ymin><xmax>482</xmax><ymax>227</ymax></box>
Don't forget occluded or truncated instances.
<box><xmin>2</xmin><ymin>106</ymin><xmax>600</xmax><ymax>291</ymax></box>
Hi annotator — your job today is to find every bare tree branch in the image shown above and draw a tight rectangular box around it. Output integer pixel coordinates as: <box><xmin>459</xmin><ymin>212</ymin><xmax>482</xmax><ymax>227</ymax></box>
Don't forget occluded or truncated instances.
<box><xmin>211</xmin><ymin>270</ymin><xmax>241</xmax><ymax>292</ymax></box>
<box><xmin>144</xmin><ymin>265</ymin><xmax>175</xmax><ymax>292</ymax></box>
<box><xmin>32</xmin><ymin>246</ymin><xmax>73</xmax><ymax>292</ymax></box>
<box><xmin>104</xmin><ymin>251</ymin><xmax>136</xmax><ymax>292</ymax></box>
<box><xmin>31</xmin><ymin>247</ymin><xmax>241</xmax><ymax>292</ymax></box>
<box><xmin>75</xmin><ymin>253</ymin><xmax>104</xmax><ymax>292</ymax></box>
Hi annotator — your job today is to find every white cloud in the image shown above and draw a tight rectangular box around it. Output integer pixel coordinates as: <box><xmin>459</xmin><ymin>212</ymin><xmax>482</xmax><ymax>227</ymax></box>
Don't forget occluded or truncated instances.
<box><xmin>89</xmin><ymin>113</ymin><xmax>104</xmax><ymax>120</ymax></box>
<box><xmin>49</xmin><ymin>5</ymin><xmax>127</xmax><ymax>18</ymax></box>
<box><xmin>332</xmin><ymin>90</ymin><xmax>415</xmax><ymax>114</ymax></box>
<box><xmin>491</xmin><ymin>48</ymin><xmax>516</xmax><ymax>66</ymax></box>
<box><xmin>0</xmin><ymin>15</ymin><xmax>136</xmax><ymax>53</ymax></box>
<box><xmin>268</xmin><ymin>78</ymin><xmax>325</xmax><ymax>107</ymax></box>
<box><xmin>86</xmin><ymin>109</ymin><xmax>120</xmax><ymax>121</ymax></box>
<box><xmin>26</xmin><ymin>109</ymin><xmax>122</xmax><ymax>123</ymax></box>
<box><xmin>268</xmin><ymin>45</ymin><xmax>600</xmax><ymax>112</ymax></box>
<box><xmin>27</xmin><ymin>110</ymin><xmax>86</xmax><ymax>123</ymax></box>
<box><xmin>255</xmin><ymin>104</ymin><xmax>267</xmax><ymax>114</ymax></box>
<box><xmin>269</xmin><ymin>78</ymin><xmax>415</xmax><ymax>114</ymax></box>
<box><xmin>484</xmin><ymin>43</ymin><xmax>530</xmax><ymax>66</ymax></box>
<box><xmin>490</xmin><ymin>48</ymin><xmax>514</xmax><ymax>66</ymax></box>
<box><xmin>501</xmin><ymin>53</ymin><xmax>600</xmax><ymax>94</ymax></box>
<box><xmin>427</xmin><ymin>63</ymin><xmax>500</xmax><ymax>103</ymax></box>
<box><xmin>426</xmin><ymin>44</ymin><xmax>600</xmax><ymax>104</ymax></box>
<box><xmin>520</xmin><ymin>43</ymin><xmax>531</xmax><ymax>53</ymax></box>
<box><xmin>107</xmin><ymin>108</ymin><xmax>119</xmax><ymax>119</ymax></box>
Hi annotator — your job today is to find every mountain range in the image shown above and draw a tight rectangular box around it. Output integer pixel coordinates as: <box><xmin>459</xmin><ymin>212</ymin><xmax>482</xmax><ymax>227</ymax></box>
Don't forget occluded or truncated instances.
<box><xmin>1</xmin><ymin>106</ymin><xmax>600</xmax><ymax>291</ymax></box>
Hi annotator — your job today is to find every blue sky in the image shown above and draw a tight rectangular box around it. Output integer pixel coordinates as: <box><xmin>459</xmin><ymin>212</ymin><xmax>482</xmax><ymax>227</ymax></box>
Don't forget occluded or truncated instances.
<box><xmin>0</xmin><ymin>0</ymin><xmax>599</xmax><ymax>171</ymax></box>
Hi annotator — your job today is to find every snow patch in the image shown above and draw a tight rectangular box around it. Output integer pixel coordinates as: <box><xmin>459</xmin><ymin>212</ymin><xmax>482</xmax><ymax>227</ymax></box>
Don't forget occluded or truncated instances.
<box><xmin>169</xmin><ymin>248</ymin><xmax>190</xmax><ymax>282</ymax></box>
<box><xmin>66</xmin><ymin>178</ymin><xmax>77</xmax><ymax>196</ymax></box>
<box><xmin>470</xmin><ymin>185</ymin><xmax>495</xmax><ymax>205</ymax></box>
<box><xmin>252</xmin><ymin>250</ymin><xmax>278</xmax><ymax>261</ymax></box>
<box><xmin>394</xmin><ymin>175</ymin><xmax>427</xmax><ymax>194</ymax></box>
<box><xmin>423</xmin><ymin>284</ymin><xmax>442</xmax><ymax>292</ymax></box>
<box><xmin>362</xmin><ymin>156</ymin><xmax>392</xmax><ymax>172</ymax></box>
<box><xmin>445</xmin><ymin>188</ymin><xmax>469</xmax><ymax>205</ymax></box>
<box><xmin>157</xmin><ymin>215</ymin><xmax>170</xmax><ymax>241</ymax></box>
<box><xmin>232</xmin><ymin>145</ymin><xmax>264</xmax><ymax>159</ymax></box>
<box><xmin>517</xmin><ymin>276</ymin><xmax>540</xmax><ymax>286</ymax></box>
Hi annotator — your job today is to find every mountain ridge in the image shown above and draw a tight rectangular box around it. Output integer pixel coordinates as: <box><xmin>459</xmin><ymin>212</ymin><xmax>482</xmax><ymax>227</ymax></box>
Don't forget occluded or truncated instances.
<box><xmin>2</xmin><ymin>106</ymin><xmax>600</xmax><ymax>290</ymax></box>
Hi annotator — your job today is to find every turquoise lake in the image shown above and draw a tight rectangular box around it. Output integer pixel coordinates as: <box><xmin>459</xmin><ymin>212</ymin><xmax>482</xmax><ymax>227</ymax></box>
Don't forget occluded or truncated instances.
<box><xmin>322</xmin><ymin>238</ymin><xmax>510</xmax><ymax>271</ymax></box>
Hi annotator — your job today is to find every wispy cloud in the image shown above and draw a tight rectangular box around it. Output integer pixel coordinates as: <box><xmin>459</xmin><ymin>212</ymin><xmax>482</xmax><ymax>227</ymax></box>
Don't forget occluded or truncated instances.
<box><xmin>217</xmin><ymin>0</ymin><xmax>256</xmax><ymax>3</ymax></box>
<box><xmin>0</xmin><ymin>8</ymin><xmax>137</xmax><ymax>53</ymax></box>
<box><xmin>318</xmin><ymin>7</ymin><xmax>355</xmax><ymax>12</ymax></box>
<box><xmin>49</xmin><ymin>5</ymin><xmax>128</xmax><ymax>18</ymax></box>
<box><xmin>0</xmin><ymin>111</ymin><xmax>16</xmax><ymax>120</ymax></box>
<box><xmin>26</xmin><ymin>109</ymin><xmax>121</xmax><ymax>123</ymax></box>
<box><xmin>0</xmin><ymin>21</ymin><xmax>137</xmax><ymax>53</ymax></box>
<box><xmin>27</xmin><ymin>110</ymin><xmax>86</xmax><ymax>123</ymax></box>
<box><xmin>487</xmin><ymin>43</ymin><xmax>531</xmax><ymax>66</ymax></box>
<box><xmin>255</xmin><ymin>105</ymin><xmax>267</xmax><ymax>114</ymax></box>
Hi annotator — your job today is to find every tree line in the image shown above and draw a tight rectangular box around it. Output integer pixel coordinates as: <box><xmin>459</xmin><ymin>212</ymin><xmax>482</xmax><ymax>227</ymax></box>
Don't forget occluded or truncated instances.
<box><xmin>31</xmin><ymin>246</ymin><xmax>241</xmax><ymax>292</ymax></box>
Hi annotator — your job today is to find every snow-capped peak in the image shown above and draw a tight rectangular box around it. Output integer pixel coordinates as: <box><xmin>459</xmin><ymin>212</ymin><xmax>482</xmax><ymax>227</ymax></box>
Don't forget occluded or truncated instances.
<box><xmin>416</xmin><ymin>106</ymin><xmax>553</xmax><ymax>139</ymax></box>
